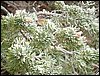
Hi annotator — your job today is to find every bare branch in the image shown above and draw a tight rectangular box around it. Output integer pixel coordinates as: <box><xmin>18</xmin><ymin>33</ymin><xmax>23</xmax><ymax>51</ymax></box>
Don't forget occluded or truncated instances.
<box><xmin>96</xmin><ymin>72</ymin><xmax>99</xmax><ymax>75</ymax></box>
<box><xmin>33</xmin><ymin>1</ymin><xmax>37</xmax><ymax>6</ymax></box>
<box><xmin>55</xmin><ymin>46</ymin><xmax>73</xmax><ymax>55</ymax></box>
<box><xmin>3</xmin><ymin>1</ymin><xmax>18</xmax><ymax>10</ymax></box>
<box><xmin>1</xmin><ymin>6</ymin><xmax>10</xmax><ymax>15</ymax></box>
<box><xmin>20</xmin><ymin>29</ymin><xmax>30</xmax><ymax>41</ymax></box>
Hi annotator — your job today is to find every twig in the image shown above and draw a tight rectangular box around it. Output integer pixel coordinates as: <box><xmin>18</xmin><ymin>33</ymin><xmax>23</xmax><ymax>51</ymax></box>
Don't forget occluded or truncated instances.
<box><xmin>1</xmin><ymin>70</ymin><xmax>7</xmax><ymax>74</ymax></box>
<box><xmin>13</xmin><ymin>1</ymin><xmax>20</xmax><ymax>7</ymax></box>
<box><xmin>1</xmin><ymin>6</ymin><xmax>10</xmax><ymax>15</ymax></box>
<box><xmin>96</xmin><ymin>72</ymin><xmax>99</xmax><ymax>75</ymax></box>
<box><xmin>92</xmin><ymin>63</ymin><xmax>99</xmax><ymax>68</ymax></box>
<box><xmin>33</xmin><ymin>7</ymin><xmax>38</xmax><ymax>15</ymax></box>
<box><xmin>3</xmin><ymin>1</ymin><xmax>18</xmax><ymax>10</ymax></box>
<box><xmin>55</xmin><ymin>46</ymin><xmax>73</xmax><ymax>55</ymax></box>
<box><xmin>32</xmin><ymin>1</ymin><xmax>37</xmax><ymax>6</ymax></box>
<box><xmin>20</xmin><ymin>29</ymin><xmax>30</xmax><ymax>41</ymax></box>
